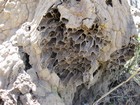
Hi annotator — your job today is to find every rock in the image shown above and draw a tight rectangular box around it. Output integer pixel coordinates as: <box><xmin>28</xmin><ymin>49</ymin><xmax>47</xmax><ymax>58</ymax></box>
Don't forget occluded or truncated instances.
<box><xmin>0</xmin><ymin>0</ymin><xmax>139</xmax><ymax>105</ymax></box>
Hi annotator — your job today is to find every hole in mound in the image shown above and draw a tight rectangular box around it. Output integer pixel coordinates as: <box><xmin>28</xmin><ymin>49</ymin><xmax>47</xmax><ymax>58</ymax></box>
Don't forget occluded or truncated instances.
<box><xmin>74</xmin><ymin>44</ymin><xmax>80</xmax><ymax>52</ymax></box>
<box><xmin>106</xmin><ymin>0</ymin><xmax>113</xmax><ymax>7</ymax></box>
<box><xmin>25</xmin><ymin>25</ymin><xmax>31</xmax><ymax>31</ymax></box>
<box><xmin>37</xmin><ymin>26</ymin><xmax>46</xmax><ymax>31</ymax></box>
<box><xmin>76</xmin><ymin>0</ymin><xmax>81</xmax><ymax>1</ymax></box>
<box><xmin>18</xmin><ymin>46</ymin><xmax>32</xmax><ymax>71</ymax></box>
<box><xmin>79</xmin><ymin>34</ymin><xmax>86</xmax><ymax>40</ymax></box>
<box><xmin>53</xmin><ymin>59</ymin><xmax>58</xmax><ymax>67</ymax></box>
<box><xmin>24</xmin><ymin>52</ymin><xmax>32</xmax><ymax>70</ymax></box>
<box><xmin>52</xmin><ymin>9</ymin><xmax>61</xmax><ymax>20</ymax></box>
<box><xmin>51</xmin><ymin>52</ymin><xmax>57</xmax><ymax>58</ymax></box>
<box><xmin>59</xmin><ymin>70</ymin><xmax>70</xmax><ymax>81</ymax></box>
<box><xmin>58</xmin><ymin>41</ymin><xmax>65</xmax><ymax>45</ymax></box>
<box><xmin>93</xmin><ymin>70</ymin><xmax>98</xmax><ymax>77</ymax></box>
<box><xmin>119</xmin><ymin>0</ymin><xmax>122</xmax><ymax>4</ymax></box>
<box><xmin>92</xmin><ymin>23</ymin><xmax>99</xmax><ymax>33</ymax></box>
<box><xmin>61</xmin><ymin>18</ymin><xmax>69</xmax><ymax>23</ymax></box>
<box><xmin>47</xmin><ymin>38</ymin><xmax>56</xmax><ymax>46</ymax></box>
<box><xmin>49</xmin><ymin>31</ymin><xmax>56</xmax><ymax>37</ymax></box>
<box><xmin>0</xmin><ymin>99</ymin><xmax>4</xmax><ymax>104</ymax></box>
<box><xmin>53</xmin><ymin>8</ymin><xmax>59</xmax><ymax>14</ymax></box>
<box><xmin>46</xmin><ymin>12</ymin><xmax>53</xmax><ymax>18</ymax></box>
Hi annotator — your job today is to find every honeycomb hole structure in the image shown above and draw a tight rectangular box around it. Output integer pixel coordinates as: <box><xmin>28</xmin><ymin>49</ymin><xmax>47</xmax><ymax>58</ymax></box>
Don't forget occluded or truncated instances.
<box><xmin>39</xmin><ymin>7</ymin><xmax>111</xmax><ymax>86</ymax></box>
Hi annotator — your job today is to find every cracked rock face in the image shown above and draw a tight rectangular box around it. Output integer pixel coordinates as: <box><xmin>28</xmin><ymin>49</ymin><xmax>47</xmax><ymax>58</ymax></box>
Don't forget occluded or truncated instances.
<box><xmin>0</xmin><ymin>0</ymin><xmax>137</xmax><ymax>105</ymax></box>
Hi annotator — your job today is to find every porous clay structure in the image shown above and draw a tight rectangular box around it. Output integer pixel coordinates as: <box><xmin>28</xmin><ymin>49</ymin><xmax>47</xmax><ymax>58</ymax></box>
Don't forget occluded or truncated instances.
<box><xmin>0</xmin><ymin>0</ymin><xmax>138</xmax><ymax>105</ymax></box>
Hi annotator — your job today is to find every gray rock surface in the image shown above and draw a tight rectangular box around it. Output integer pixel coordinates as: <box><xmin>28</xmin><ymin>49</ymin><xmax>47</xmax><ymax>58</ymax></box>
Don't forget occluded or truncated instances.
<box><xmin>0</xmin><ymin>0</ymin><xmax>138</xmax><ymax>105</ymax></box>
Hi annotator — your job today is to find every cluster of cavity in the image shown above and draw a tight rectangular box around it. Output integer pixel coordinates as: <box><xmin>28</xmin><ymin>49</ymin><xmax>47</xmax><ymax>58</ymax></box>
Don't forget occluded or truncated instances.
<box><xmin>38</xmin><ymin>8</ymin><xmax>111</xmax><ymax>85</ymax></box>
<box><xmin>108</xmin><ymin>42</ymin><xmax>135</xmax><ymax>71</ymax></box>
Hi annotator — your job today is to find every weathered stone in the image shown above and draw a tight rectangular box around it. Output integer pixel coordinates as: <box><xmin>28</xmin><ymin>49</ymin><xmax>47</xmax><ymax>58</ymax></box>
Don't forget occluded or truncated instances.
<box><xmin>0</xmin><ymin>0</ymin><xmax>139</xmax><ymax>105</ymax></box>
